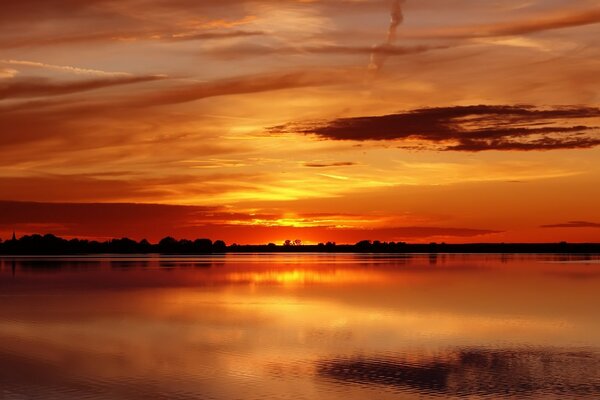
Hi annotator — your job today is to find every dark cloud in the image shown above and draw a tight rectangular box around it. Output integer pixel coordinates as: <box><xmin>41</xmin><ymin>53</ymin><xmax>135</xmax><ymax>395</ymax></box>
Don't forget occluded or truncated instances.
<box><xmin>0</xmin><ymin>0</ymin><xmax>116</xmax><ymax>24</ymax></box>
<box><xmin>274</xmin><ymin>105</ymin><xmax>600</xmax><ymax>151</ymax></box>
<box><xmin>0</xmin><ymin>200</ymin><xmax>220</xmax><ymax>241</ymax></box>
<box><xmin>304</xmin><ymin>162</ymin><xmax>356</xmax><ymax>168</ymax></box>
<box><xmin>0</xmin><ymin>200</ymin><xmax>500</xmax><ymax>243</ymax></box>
<box><xmin>541</xmin><ymin>221</ymin><xmax>600</xmax><ymax>228</ymax></box>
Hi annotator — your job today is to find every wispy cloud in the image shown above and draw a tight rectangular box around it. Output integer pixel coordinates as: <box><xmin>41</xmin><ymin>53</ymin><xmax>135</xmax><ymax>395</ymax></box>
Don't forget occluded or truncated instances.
<box><xmin>127</xmin><ymin>68</ymin><xmax>355</xmax><ymax>107</ymax></box>
<box><xmin>369</xmin><ymin>0</ymin><xmax>405</xmax><ymax>72</ymax></box>
<box><xmin>207</xmin><ymin>43</ymin><xmax>446</xmax><ymax>59</ymax></box>
<box><xmin>304</xmin><ymin>161</ymin><xmax>357</xmax><ymax>168</ymax></box>
<box><xmin>0</xmin><ymin>30</ymin><xmax>268</xmax><ymax>49</ymax></box>
<box><xmin>541</xmin><ymin>221</ymin><xmax>600</xmax><ymax>229</ymax></box>
<box><xmin>0</xmin><ymin>75</ymin><xmax>165</xmax><ymax>99</ymax></box>
<box><xmin>405</xmin><ymin>6</ymin><xmax>600</xmax><ymax>39</ymax></box>
<box><xmin>0</xmin><ymin>68</ymin><xmax>18</xmax><ymax>79</ymax></box>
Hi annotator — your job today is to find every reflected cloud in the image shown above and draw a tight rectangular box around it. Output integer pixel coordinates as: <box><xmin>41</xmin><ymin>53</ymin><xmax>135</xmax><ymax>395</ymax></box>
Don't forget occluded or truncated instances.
<box><xmin>317</xmin><ymin>348</ymin><xmax>600</xmax><ymax>397</ymax></box>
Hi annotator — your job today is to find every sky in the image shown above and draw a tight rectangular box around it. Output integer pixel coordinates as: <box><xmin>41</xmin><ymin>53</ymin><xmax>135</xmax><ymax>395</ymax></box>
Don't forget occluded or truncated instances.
<box><xmin>0</xmin><ymin>0</ymin><xmax>599</xmax><ymax>244</ymax></box>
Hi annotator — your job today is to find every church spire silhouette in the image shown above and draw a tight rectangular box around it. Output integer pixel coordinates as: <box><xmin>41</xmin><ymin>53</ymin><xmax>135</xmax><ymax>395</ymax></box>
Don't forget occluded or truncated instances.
<box><xmin>11</xmin><ymin>231</ymin><xmax>16</xmax><ymax>241</ymax></box>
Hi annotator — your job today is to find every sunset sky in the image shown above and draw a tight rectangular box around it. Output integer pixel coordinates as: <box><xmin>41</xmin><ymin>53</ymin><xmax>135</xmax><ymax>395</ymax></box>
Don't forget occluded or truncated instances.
<box><xmin>1</xmin><ymin>0</ymin><xmax>599</xmax><ymax>244</ymax></box>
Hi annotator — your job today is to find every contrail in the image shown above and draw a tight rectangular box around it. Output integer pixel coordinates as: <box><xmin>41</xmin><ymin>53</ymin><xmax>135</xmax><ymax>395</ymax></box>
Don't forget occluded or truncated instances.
<box><xmin>369</xmin><ymin>0</ymin><xmax>405</xmax><ymax>72</ymax></box>
<box><xmin>0</xmin><ymin>59</ymin><xmax>132</xmax><ymax>77</ymax></box>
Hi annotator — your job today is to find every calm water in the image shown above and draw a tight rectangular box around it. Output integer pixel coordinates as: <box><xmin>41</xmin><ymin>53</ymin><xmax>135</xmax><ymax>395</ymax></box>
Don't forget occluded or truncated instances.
<box><xmin>0</xmin><ymin>254</ymin><xmax>599</xmax><ymax>399</ymax></box>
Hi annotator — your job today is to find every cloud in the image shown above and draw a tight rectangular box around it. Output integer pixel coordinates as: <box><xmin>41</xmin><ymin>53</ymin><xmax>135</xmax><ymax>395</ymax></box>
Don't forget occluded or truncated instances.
<box><xmin>128</xmin><ymin>68</ymin><xmax>355</xmax><ymax>107</ymax></box>
<box><xmin>406</xmin><ymin>7</ymin><xmax>600</xmax><ymax>39</ymax></box>
<box><xmin>0</xmin><ymin>0</ymin><xmax>112</xmax><ymax>24</ymax></box>
<box><xmin>0</xmin><ymin>68</ymin><xmax>18</xmax><ymax>79</ymax></box>
<box><xmin>0</xmin><ymin>68</ymin><xmax>351</xmax><ymax>152</ymax></box>
<box><xmin>274</xmin><ymin>105</ymin><xmax>600</xmax><ymax>151</ymax></box>
<box><xmin>0</xmin><ymin>75</ymin><xmax>165</xmax><ymax>100</ymax></box>
<box><xmin>304</xmin><ymin>162</ymin><xmax>357</xmax><ymax>168</ymax></box>
<box><xmin>0</xmin><ymin>201</ymin><xmax>501</xmax><ymax>243</ymax></box>
<box><xmin>168</xmin><ymin>30</ymin><xmax>265</xmax><ymax>41</ymax></box>
<box><xmin>0</xmin><ymin>59</ymin><xmax>132</xmax><ymax>77</ymax></box>
<box><xmin>3</xmin><ymin>1</ymin><xmax>598</xmax><ymax>49</ymax></box>
<box><xmin>369</xmin><ymin>0</ymin><xmax>405</xmax><ymax>72</ymax></box>
<box><xmin>0</xmin><ymin>169</ymin><xmax>267</xmax><ymax>204</ymax></box>
<box><xmin>541</xmin><ymin>221</ymin><xmax>600</xmax><ymax>229</ymax></box>
<box><xmin>207</xmin><ymin>43</ymin><xmax>446</xmax><ymax>59</ymax></box>
<box><xmin>0</xmin><ymin>30</ymin><xmax>267</xmax><ymax>49</ymax></box>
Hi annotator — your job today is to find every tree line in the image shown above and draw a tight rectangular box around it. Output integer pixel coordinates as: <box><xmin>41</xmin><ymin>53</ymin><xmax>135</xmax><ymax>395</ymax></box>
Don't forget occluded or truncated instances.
<box><xmin>0</xmin><ymin>234</ymin><xmax>599</xmax><ymax>254</ymax></box>
<box><xmin>0</xmin><ymin>234</ymin><xmax>226</xmax><ymax>255</ymax></box>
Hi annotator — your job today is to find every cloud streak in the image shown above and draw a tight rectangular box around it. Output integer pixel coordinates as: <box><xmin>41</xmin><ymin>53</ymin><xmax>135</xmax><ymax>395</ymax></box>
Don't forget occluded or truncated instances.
<box><xmin>0</xmin><ymin>75</ymin><xmax>165</xmax><ymax>100</ymax></box>
<box><xmin>128</xmin><ymin>69</ymin><xmax>355</xmax><ymax>108</ymax></box>
<box><xmin>168</xmin><ymin>30</ymin><xmax>265</xmax><ymax>41</ymax></box>
<box><xmin>0</xmin><ymin>30</ymin><xmax>267</xmax><ymax>49</ymax></box>
<box><xmin>208</xmin><ymin>43</ymin><xmax>446</xmax><ymax>59</ymax></box>
<box><xmin>407</xmin><ymin>7</ymin><xmax>600</xmax><ymax>40</ymax></box>
<box><xmin>0</xmin><ymin>59</ymin><xmax>132</xmax><ymax>77</ymax></box>
<box><xmin>304</xmin><ymin>162</ymin><xmax>357</xmax><ymax>168</ymax></box>
<box><xmin>541</xmin><ymin>221</ymin><xmax>600</xmax><ymax>229</ymax></box>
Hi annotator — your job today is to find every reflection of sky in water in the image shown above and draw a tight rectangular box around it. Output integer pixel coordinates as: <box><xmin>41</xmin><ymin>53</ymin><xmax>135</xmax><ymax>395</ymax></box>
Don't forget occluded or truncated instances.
<box><xmin>0</xmin><ymin>254</ymin><xmax>599</xmax><ymax>399</ymax></box>
<box><xmin>318</xmin><ymin>349</ymin><xmax>600</xmax><ymax>398</ymax></box>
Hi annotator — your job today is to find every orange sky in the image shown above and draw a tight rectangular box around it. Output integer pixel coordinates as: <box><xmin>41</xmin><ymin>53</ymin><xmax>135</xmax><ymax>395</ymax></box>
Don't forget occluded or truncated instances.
<box><xmin>1</xmin><ymin>0</ymin><xmax>599</xmax><ymax>244</ymax></box>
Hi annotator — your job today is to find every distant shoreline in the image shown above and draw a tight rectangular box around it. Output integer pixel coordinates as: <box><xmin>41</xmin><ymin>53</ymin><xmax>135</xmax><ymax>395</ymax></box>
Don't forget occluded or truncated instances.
<box><xmin>1</xmin><ymin>252</ymin><xmax>600</xmax><ymax>257</ymax></box>
<box><xmin>1</xmin><ymin>234</ymin><xmax>599</xmax><ymax>255</ymax></box>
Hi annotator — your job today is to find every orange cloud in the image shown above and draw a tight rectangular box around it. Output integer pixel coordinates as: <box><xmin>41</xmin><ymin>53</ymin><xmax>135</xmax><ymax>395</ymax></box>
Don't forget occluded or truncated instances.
<box><xmin>0</xmin><ymin>75</ymin><xmax>164</xmax><ymax>99</ymax></box>
<box><xmin>406</xmin><ymin>7</ymin><xmax>600</xmax><ymax>39</ymax></box>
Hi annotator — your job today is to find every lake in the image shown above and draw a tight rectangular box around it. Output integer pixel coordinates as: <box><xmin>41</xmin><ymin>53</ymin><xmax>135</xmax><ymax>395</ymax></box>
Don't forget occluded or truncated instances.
<box><xmin>1</xmin><ymin>254</ymin><xmax>599</xmax><ymax>399</ymax></box>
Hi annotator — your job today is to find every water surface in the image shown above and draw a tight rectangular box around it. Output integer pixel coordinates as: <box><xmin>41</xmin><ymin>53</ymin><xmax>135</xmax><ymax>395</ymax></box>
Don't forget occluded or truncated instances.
<box><xmin>1</xmin><ymin>254</ymin><xmax>599</xmax><ymax>399</ymax></box>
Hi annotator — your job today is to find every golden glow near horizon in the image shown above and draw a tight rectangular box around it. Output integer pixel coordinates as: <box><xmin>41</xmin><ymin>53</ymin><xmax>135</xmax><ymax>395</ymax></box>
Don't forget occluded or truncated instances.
<box><xmin>0</xmin><ymin>0</ymin><xmax>599</xmax><ymax>243</ymax></box>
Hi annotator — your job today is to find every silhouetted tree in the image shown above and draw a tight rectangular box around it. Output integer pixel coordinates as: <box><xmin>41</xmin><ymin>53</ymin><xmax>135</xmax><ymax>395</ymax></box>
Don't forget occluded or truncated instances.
<box><xmin>356</xmin><ymin>240</ymin><xmax>372</xmax><ymax>251</ymax></box>
<box><xmin>139</xmin><ymin>239</ymin><xmax>152</xmax><ymax>253</ymax></box>
<box><xmin>0</xmin><ymin>233</ymin><xmax>599</xmax><ymax>255</ymax></box>
<box><xmin>213</xmin><ymin>240</ymin><xmax>227</xmax><ymax>252</ymax></box>
<box><xmin>178</xmin><ymin>239</ymin><xmax>194</xmax><ymax>253</ymax></box>
<box><xmin>194</xmin><ymin>238</ymin><xmax>213</xmax><ymax>253</ymax></box>
<box><xmin>159</xmin><ymin>236</ymin><xmax>178</xmax><ymax>253</ymax></box>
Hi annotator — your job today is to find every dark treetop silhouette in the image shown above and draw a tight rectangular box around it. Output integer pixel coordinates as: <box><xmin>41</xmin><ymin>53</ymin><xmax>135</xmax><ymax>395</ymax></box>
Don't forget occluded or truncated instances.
<box><xmin>0</xmin><ymin>234</ymin><xmax>599</xmax><ymax>255</ymax></box>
